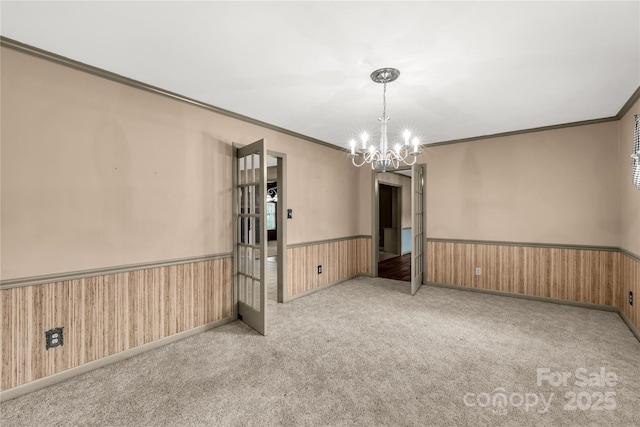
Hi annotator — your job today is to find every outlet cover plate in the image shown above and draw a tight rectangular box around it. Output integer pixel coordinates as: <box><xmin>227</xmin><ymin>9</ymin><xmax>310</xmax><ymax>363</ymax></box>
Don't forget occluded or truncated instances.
<box><xmin>45</xmin><ymin>327</ymin><xmax>64</xmax><ymax>350</ymax></box>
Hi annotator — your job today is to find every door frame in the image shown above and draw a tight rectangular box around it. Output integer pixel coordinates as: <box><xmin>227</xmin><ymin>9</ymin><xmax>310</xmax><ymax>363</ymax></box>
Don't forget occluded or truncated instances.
<box><xmin>371</xmin><ymin>166</ymin><xmax>426</xmax><ymax>287</ymax></box>
<box><xmin>377</xmin><ymin>181</ymin><xmax>403</xmax><ymax>258</ymax></box>
<box><xmin>268</xmin><ymin>150</ymin><xmax>288</xmax><ymax>303</ymax></box>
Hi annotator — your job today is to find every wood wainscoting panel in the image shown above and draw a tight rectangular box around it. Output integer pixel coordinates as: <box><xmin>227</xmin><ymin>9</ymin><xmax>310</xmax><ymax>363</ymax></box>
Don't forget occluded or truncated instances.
<box><xmin>619</xmin><ymin>253</ymin><xmax>640</xmax><ymax>331</ymax></box>
<box><xmin>427</xmin><ymin>241</ymin><xmax>619</xmax><ymax>307</ymax></box>
<box><xmin>0</xmin><ymin>257</ymin><xmax>232</xmax><ymax>391</ymax></box>
<box><xmin>287</xmin><ymin>237</ymin><xmax>371</xmax><ymax>298</ymax></box>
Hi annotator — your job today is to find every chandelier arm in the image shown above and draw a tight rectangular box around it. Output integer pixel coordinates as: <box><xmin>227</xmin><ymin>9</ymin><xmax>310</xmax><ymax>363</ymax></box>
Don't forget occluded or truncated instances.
<box><xmin>351</xmin><ymin>156</ymin><xmax>367</xmax><ymax>168</ymax></box>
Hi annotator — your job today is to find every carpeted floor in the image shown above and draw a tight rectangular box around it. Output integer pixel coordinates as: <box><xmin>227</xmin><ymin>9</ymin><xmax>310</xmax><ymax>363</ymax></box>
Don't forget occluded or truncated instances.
<box><xmin>2</xmin><ymin>277</ymin><xmax>639</xmax><ymax>426</ymax></box>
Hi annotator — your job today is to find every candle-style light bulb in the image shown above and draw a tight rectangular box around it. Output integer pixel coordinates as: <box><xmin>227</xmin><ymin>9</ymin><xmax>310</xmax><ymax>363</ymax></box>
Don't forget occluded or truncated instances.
<box><xmin>403</xmin><ymin>130</ymin><xmax>411</xmax><ymax>146</ymax></box>
<box><xmin>361</xmin><ymin>132</ymin><xmax>369</xmax><ymax>150</ymax></box>
<box><xmin>412</xmin><ymin>136</ymin><xmax>420</xmax><ymax>154</ymax></box>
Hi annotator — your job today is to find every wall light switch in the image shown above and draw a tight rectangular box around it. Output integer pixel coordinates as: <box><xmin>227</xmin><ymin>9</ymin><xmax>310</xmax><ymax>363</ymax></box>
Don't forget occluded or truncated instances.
<box><xmin>287</xmin><ymin>209</ymin><xmax>293</xmax><ymax>219</ymax></box>
<box><xmin>475</xmin><ymin>267</ymin><xmax>481</xmax><ymax>276</ymax></box>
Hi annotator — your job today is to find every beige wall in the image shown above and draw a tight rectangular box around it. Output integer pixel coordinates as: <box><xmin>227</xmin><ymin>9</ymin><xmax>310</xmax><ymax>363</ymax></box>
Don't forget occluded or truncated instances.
<box><xmin>416</xmin><ymin>122</ymin><xmax>620</xmax><ymax>246</ymax></box>
<box><xmin>0</xmin><ymin>47</ymin><xmax>365</xmax><ymax>280</ymax></box>
<box><xmin>618</xmin><ymin>98</ymin><xmax>640</xmax><ymax>256</ymax></box>
<box><xmin>1</xmin><ymin>44</ymin><xmax>635</xmax><ymax>281</ymax></box>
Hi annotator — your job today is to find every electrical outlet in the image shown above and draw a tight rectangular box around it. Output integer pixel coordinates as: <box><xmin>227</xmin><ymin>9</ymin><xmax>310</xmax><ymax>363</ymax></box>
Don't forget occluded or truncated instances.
<box><xmin>630</xmin><ymin>291</ymin><xmax>634</xmax><ymax>306</ymax></box>
<box><xmin>45</xmin><ymin>327</ymin><xmax>64</xmax><ymax>350</ymax></box>
<box><xmin>475</xmin><ymin>267</ymin><xmax>481</xmax><ymax>276</ymax></box>
<box><xmin>317</xmin><ymin>265</ymin><xmax>322</xmax><ymax>274</ymax></box>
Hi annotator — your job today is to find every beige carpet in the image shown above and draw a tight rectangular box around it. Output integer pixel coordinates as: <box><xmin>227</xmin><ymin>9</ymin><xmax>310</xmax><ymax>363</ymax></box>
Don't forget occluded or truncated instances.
<box><xmin>2</xmin><ymin>277</ymin><xmax>639</xmax><ymax>426</ymax></box>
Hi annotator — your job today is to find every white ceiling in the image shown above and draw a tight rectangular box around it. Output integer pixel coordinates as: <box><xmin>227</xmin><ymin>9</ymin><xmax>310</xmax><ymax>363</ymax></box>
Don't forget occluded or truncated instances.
<box><xmin>1</xmin><ymin>1</ymin><xmax>639</xmax><ymax>149</ymax></box>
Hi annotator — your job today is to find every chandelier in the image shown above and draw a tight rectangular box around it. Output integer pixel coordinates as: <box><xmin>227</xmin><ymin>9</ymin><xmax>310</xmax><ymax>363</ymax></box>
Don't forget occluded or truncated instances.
<box><xmin>348</xmin><ymin>68</ymin><xmax>420</xmax><ymax>171</ymax></box>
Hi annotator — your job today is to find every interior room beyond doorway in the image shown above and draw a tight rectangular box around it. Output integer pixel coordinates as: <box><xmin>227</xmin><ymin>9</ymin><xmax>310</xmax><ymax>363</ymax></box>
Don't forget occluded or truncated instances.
<box><xmin>266</xmin><ymin>157</ymin><xmax>278</xmax><ymax>301</ymax></box>
<box><xmin>377</xmin><ymin>171</ymin><xmax>412</xmax><ymax>282</ymax></box>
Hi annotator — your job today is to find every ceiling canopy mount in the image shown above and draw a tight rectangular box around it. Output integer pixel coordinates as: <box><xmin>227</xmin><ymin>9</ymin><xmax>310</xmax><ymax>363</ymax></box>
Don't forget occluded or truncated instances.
<box><xmin>370</xmin><ymin>68</ymin><xmax>400</xmax><ymax>84</ymax></box>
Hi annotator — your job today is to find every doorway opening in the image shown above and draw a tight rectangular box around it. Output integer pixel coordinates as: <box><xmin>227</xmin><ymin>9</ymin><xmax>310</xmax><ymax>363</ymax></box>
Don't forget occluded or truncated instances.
<box><xmin>266</xmin><ymin>152</ymin><xmax>287</xmax><ymax>304</ymax></box>
<box><xmin>371</xmin><ymin>165</ymin><xmax>427</xmax><ymax>294</ymax></box>
<box><xmin>378</xmin><ymin>183</ymin><xmax>401</xmax><ymax>262</ymax></box>
<box><xmin>376</xmin><ymin>175</ymin><xmax>410</xmax><ymax>282</ymax></box>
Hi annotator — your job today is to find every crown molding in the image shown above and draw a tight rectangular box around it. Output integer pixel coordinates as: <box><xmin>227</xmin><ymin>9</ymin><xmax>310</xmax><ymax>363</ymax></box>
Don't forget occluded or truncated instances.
<box><xmin>616</xmin><ymin>85</ymin><xmax>640</xmax><ymax>119</ymax></box>
<box><xmin>2</xmin><ymin>36</ymin><xmax>638</xmax><ymax>152</ymax></box>
<box><xmin>424</xmin><ymin>86</ymin><xmax>640</xmax><ymax>148</ymax></box>
<box><xmin>0</xmin><ymin>36</ymin><xmax>341</xmax><ymax>152</ymax></box>
<box><xmin>424</xmin><ymin>116</ymin><xmax>619</xmax><ymax>148</ymax></box>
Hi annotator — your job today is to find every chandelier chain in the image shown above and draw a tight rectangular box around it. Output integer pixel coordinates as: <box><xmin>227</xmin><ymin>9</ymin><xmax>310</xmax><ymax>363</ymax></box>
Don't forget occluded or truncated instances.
<box><xmin>382</xmin><ymin>81</ymin><xmax>387</xmax><ymax>120</ymax></box>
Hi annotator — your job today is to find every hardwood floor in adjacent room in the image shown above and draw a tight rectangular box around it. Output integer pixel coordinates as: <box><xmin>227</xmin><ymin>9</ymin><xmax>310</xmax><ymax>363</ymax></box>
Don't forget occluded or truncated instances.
<box><xmin>377</xmin><ymin>253</ymin><xmax>411</xmax><ymax>282</ymax></box>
